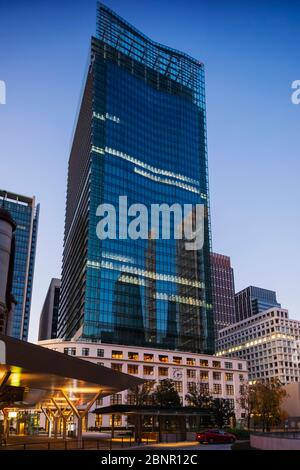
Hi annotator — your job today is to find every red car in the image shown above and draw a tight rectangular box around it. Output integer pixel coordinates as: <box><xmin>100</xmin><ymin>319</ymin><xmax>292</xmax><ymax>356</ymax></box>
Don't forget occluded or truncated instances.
<box><xmin>196</xmin><ymin>429</ymin><xmax>236</xmax><ymax>444</ymax></box>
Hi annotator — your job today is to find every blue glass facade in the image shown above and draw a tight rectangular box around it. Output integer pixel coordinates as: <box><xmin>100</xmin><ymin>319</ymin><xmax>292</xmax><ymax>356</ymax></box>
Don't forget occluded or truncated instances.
<box><xmin>58</xmin><ymin>5</ymin><xmax>214</xmax><ymax>353</ymax></box>
<box><xmin>235</xmin><ymin>286</ymin><xmax>281</xmax><ymax>322</ymax></box>
<box><xmin>0</xmin><ymin>191</ymin><xmax>39</xmax><ymax>340</ymax></box>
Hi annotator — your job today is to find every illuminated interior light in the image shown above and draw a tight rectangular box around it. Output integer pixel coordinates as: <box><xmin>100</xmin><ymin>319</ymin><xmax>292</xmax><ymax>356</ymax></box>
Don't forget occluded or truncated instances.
<box><xmin>103</xmin><ymin>146</ymin><xmax>203</xmax><ymax>188</ymax></box>
<box><xmin>87</xmin><ymin>259</ymin><xmax>205</xmax><ymax>289</ymax></box>
<box><xmin>134</xmin><ymin>168</ymin><xmax>201</xmax><ymax>195</ymax></box>
<box><xmin>93</xmin><ymin>112</ymin><xmax>120</xmax><ymax>123</ymax></box>
<box><xmin>155</xmin><ymin>292</ymin><xmax>212</xmax><ymax>309</ymax></box>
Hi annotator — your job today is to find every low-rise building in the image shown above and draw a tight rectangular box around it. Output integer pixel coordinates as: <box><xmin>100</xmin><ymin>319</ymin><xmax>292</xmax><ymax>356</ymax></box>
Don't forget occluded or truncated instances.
<box><xmin>38</xmin><ymin>339</ymin><xmax>248</xmax><ymax>428</ymax></box>
<box><xmin>217</xmin><ymin>307</ymin><xmax>300</xmax><ymax>384</ymax></box>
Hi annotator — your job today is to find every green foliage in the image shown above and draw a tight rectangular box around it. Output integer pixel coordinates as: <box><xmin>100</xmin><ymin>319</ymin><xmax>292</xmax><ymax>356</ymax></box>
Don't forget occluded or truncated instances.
<box><xmin>185</xmin><ymin>383</ymin><xmax>213</xmax><ymax>408</ymax></box>
<box><xmin>239</xmin><ymin>378</ymin><xmax>287</xmax><ymax>431</ymax></box>
<box><xmin>211</xmin><ymin>398</ymin><xmax>235</xmax><ymax>428</ymax></box>
<box><xmin>227</xmin><ymin>427</ymin><xmax>250</xmax><ymax>439</ymax></box>
<box><xmin>153</xmin><ymin>379</ymin><xmax>181</xmax><ymax>408</ymax></box>
<box><xmin>127</xmin><ymin>381</ymin><xmax>155</xmax><ymax>406</ymax></box>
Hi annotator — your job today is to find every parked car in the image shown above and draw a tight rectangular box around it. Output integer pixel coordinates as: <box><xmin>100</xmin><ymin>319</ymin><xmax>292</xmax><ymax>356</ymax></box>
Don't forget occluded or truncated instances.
<box><xmin>196</xmin><ymin>429</ymin><xmax>236</xmax><ymax>444</ymax></box>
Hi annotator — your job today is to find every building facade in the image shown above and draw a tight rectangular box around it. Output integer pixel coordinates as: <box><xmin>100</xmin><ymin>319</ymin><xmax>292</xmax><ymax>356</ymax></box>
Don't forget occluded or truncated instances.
<box><xmin>0</xmin><ymin>190</ymin><xmax>39</xmax><ymax>340</ymax></box>
<box><xmin>0</xmin><ymin>207</ymin><xmax>16</xmax><ymax>335</ymax></box>
<box><xmin>217</xmin><ymin>308</ymin><xmax>300</xmax><ymax>384</ymax></box>
<box><xmin>235</xmin><ymin>285</ymin><xmax>281</xmax><ymax>323</ymax></box>
<box><xmin>58</xmin><ymin>5</ymin><xmax>214</xmax><ymax>353</ymax></box>
<box><xmin>210</xmin><ymin>253</ymin><xmax>236</xmax><ymax>338</ymax></box>
<box><xmin>39</xmin><ymin>339</ymin><xmax>248</xmax><ymax>427</ymax></box>
<box><xmin>38</xmin><ymin>278</ymin><xmax>60</xmax><ymax>341</ymax></box>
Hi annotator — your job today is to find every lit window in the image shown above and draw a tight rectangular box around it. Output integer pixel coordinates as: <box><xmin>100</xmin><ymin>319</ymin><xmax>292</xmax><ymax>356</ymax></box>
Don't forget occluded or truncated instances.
<box><xmin>144</xmin><ymin>354</ymin><xmax>154</xmax><ymax>362</ymax></box>
<box><xmin>159</xmin><ymin>355</ymin><xmax>168</xmax><ymax>363</ymax></box>
<box><xmin>95</xmin><ymin>415</ymin><xmax>102</xmax><ymax>427</ymax></box>
<box><xmin>200</xmin><ymin>359</ymin><xmax>209</xmax><ymax>367</ymax></box>
<box><xmin>158</xmin><ymin>367</ymin><xmax>168</xmax><ymax>377</ymax></box>
<box><xmin>112</xmin><ymin>350</ymin><xmax>123</xmax><ymax>359</ymax></box>
<box><xmin>174</xmin><ymin>381</ymin><xmax>183</xmax><ymax>393</ymax></box>
<box><xmin>213</xmin><ymin>384</ymin><xmax>222</xmax><ymax>395</ymax></box>
<box><xmin>200</xmin><ymin>371</ymin><xmax>209</xmax><ymax>380</ymax></box>
<box><xmin>188</xmin><ymin>382</ymin><xmax>196</xmax><ymax>392</ymax></box>
<box><xmin>111</xmin><ymin>363</ymin><xmax>122</xmax><ymax>372</ymax></box>
<box><xmin>128</xmin><ymin>352</ymin><xmax>139</xmax><ymax>360</ymax></box>
<box><xmin>226</xmin><ymin>385</ymin><xmax>234</xmax><ymax>395</ymax></box>
<box><xmin>110</xmin><ymin>394</ymin><xmax>122</xmax><ymax>405</ymax></box>
<box><xmin>109</xmin><ymin>414</ymin><xmax>122</xmax><ymax>426</ymax></box>
<box><xmin>173</xmin><ymin>356</ymin><xmax>182</xmax><ymax>365</ymax></box>
<box><xmin>96</xmin><ymin>398</ymin><xmax>103</xmax><ymax>407</ymax></box>
<box><xmin>128</xmin><ymin>364</ymin><xmax>139</xmax><ymax>374</ymax></box>
<box><xmin>144</xmin><ymin>366</ymin><xmax>154</xmax><ymax>375</ymax></box>
<box><xmin>225</xmin><ymin>373</ymin><xmax>233</xmax><ymax>381</ymax></box>
<box><xmin>187</xmin><ymin>358</ymin><xmax>196</xmax><ymax>366</ymax></box>
<box><xmin>213</xmin><ymin>361</ymin><xmax>221</xmax><ymax>368</ymax></box>
<box><xmin>187</xmin><ymin>369</ymin><xmax>196</xmax><ymax>379</ymax></box>
<box><xmin>200</xmin><ymin>383</ymin><xmax>209</xmax><ymax>394</ymax></box>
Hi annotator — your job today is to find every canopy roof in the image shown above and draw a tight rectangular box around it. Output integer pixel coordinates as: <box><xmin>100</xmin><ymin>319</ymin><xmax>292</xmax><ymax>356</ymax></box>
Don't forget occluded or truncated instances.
<box><xmin>0</xmin><ymin>334</ymin><xmax>143</xmax><ymax>408</ymax></box>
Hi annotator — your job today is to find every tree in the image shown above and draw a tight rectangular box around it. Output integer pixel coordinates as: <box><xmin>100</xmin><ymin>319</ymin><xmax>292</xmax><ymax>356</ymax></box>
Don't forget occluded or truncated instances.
<box><xmin>127</xmin><ymin>382</ymin><xmax>155</xmax><ymax>443</ymax></box>
<box><xmin>153</xmin><ymin>379</ymin><xmax>181</xmax><ymax>408</ymax></box>
<box><xmin>238</xmin><ymin>383</ymin><xmax>257</xmax><ymax>430</ymax></box>
<box><xmin>211</xmin><ymin>398</ymin><xmax>235</xmax><ymax>428</ymax></box>
<box><xmin>127</xmin><ymin>381</ymin><xmax>155</xmax><ymax>406</ymax></box>
<box><xmin>252</xmin><ymin>379</ymin><xmax>287</xmax><ymax>432</ymax></box>
<box><xmin>153</xmin><ymin>379</ymin><xmax>182</xmax><ymax>442</ymax></box>
<box><xmin>185</xmin><ymin>383</ymin><xmax>213</xmax><ymax>409</ymax></box>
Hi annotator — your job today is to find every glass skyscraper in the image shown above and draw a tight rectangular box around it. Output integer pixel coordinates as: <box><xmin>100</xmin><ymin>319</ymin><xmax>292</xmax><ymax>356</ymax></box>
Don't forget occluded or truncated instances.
<box><xmin>0</xmin><ymin>190</ymin><xmax>39</xmax><ymax>340</ymax></box>
<box><xmin>235</xmin><ymin>286</ymin><xmax>281</xmax><ymax>322</ymax></box>
<box><xmin>58</xmin><ymin>4</ymin><xmax>214</xmax><ymax>354</ymax></box>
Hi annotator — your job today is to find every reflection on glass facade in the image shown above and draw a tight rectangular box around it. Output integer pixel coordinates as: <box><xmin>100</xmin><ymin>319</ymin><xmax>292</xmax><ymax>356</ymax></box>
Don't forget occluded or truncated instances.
<box><xmin>0</xmin><ymin>190</ymin><xmax>39</xmax><ymax>340</ymax></box>
<box><xmin>58</xmin><ymin>5</ymin><xmax>214</xmax><ymax>353</ymax></box>
<box><xmin>235</xmin><ymin>286</ymin><xmax>281</xmax><ymax>323</ymax></box>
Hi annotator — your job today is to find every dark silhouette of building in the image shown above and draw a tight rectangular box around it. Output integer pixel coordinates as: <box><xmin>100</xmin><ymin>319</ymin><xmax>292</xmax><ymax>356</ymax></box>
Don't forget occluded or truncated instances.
<box><xmin>38</xmin><ymin>278</ymin><xmax>61</xmax><ymax>340</ymax></box>
<box><xmin>210</xmin><ymin>253</ymin><xmax>236</xmax><ymax>339</ymax></box>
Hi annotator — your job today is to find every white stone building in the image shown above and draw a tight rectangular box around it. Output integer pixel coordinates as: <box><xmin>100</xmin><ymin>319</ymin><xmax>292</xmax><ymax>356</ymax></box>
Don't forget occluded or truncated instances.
<box><xmin>217</xmin><ymin>308</ymin><xmax>300</xmax><ymax>384</ymax></box>
<box><xmin>38</xmin><ymin>339</ymin><xmax>248</xmax><ymax>428</ymax></box>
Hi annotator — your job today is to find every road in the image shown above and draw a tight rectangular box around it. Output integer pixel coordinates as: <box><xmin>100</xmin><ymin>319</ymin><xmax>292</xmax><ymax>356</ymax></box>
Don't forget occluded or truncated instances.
<box><xmin>139</xmin><ymin>441</ymin><xmax>232</xmax><ymax>451</ymax></box>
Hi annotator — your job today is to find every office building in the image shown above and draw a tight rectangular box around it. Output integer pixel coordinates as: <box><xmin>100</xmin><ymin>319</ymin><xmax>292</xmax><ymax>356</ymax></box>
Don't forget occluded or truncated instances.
<box><xmin>0</xmin><ymin>190</ymin><xmax>39</xmax><ymax>340</ymax></box>
<box><xmin>38</xmin><ymin>278</ymin><xmax>60</xmax><ymax>341</ymax></box>
<box><xmin>58</xmin><ymin>5</ymin><xmax>214</xmax><ymax>353</ymax></box>
<box><xmin>39</xmin><ymin>339</ymin><xmax>248</xmax><ymax>428</ymax></box>
<box><xmin>217</xmin><ymin>307</ymin><xmax>300</xmax><ymax>384</ymax></box>
<box><xmin>211</xmin><ymin>253</ymin><xmax>236</xmax><ymax>338</ymax></box>
<box><xmin>235</xmin><ymin>285</ymin><xmax>281</xmax><ymax>323</ymax></box>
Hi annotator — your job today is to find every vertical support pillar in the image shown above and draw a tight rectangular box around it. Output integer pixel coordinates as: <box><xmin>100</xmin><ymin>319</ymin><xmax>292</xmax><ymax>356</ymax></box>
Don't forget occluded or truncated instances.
<box><xmin>77</xmin><ymin>415</ymin><xmax>83</xmax><ymax>448</ymax></box>
<box><xmin>111</xmin><ymin>414</ymin><xmax>115</xmax><ymax>439</ymax></box>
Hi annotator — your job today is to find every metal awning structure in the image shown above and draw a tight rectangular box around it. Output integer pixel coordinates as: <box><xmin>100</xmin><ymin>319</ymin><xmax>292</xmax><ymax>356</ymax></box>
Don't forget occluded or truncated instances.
<box><xmin>0</xmin><ymin>334</ymin><xmax>145</xmax><ymax>442</ymax></box>
<box><xmin>94</xmin><ymin>404</ymin><xmax>214</xmax><ymax>417</ymax></box>
<box><xmin>0</xmin><ymin>334</ymin><xmax>143</xmax><ymax>408</ymax></box>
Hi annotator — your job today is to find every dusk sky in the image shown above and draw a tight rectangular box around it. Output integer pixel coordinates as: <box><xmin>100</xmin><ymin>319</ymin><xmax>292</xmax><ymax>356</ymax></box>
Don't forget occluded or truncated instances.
<box><xmin>0</xmin><ymin>0</ymin><xmax>299</xmax><ymax>342</ymax></box>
